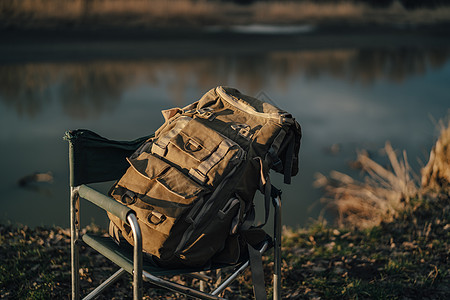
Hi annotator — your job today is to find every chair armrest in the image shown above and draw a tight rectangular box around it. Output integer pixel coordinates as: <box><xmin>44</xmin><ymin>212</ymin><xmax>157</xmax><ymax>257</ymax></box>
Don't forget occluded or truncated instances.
<box><xmin>76</xmin><ymin>184</ymin><xmax>132</xmax><ymax>223</ymax></box>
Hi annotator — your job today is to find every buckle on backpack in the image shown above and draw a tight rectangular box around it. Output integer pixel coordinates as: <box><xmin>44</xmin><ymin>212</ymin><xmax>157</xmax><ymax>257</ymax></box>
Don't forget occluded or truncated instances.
<box><xmin>151</xmin><ymin>142</ymin><xmax>167</xmax><ymax>157</ymax></box>
<box><xmin>231</xmin><ymin>124</ymin><xmax>253</xmax><ymax>140</ymax></box>
<box><xmin>278</xmin><ymin>112</ymin><xmax>294</xmax><ymax>124</ymax></box>
<box><xmin>120</xmin><ymin>190</ymin><xmax>137</xmax><ymax>205</ymax></box>
<box><xmin>196</xmin><ymin>107</ymin><xmax>215</xmax><ymax>120</ymax></box>
<box><xmin>189</xmin><ymin>168</ymin><xmax>207</xmax><ymax>185</ymax></box>
<box><xmin>184</xmin><ymin>138</ymin><xmax>202</xmax><ymax>152</ymax></box>
<box><xmin>148</xmin><ymin>211</ymin><xmax>166</xmax><ymax>225</ymax></box>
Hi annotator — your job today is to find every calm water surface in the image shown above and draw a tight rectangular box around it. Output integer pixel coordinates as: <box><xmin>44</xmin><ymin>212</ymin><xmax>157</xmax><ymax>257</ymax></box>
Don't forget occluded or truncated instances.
<box><xmin>1</xmin><ymin>37</ymin><xmax>449</xmax><ymax>228</ymax></box>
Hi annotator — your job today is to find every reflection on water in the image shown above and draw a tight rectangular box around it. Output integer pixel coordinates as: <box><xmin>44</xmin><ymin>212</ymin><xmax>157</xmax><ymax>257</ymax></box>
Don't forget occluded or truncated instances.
<box><xmin>271</xmin><ymin>48</ymin><xmax>450</xmax><ymax>84</ymax></box>
<box><xmin>0</xmin><ymin>46</ymin><xmax>449</xmax><ymax>228</ymax></box>
<box><xmin>2</xmin><ymin>48</ymin><xmax>449</xmax><ymax>118</ymax></box>
<box><xmin>0</xmin><ymin>64</ymin><xmax>125</xmax><ymax>119</ymax></box>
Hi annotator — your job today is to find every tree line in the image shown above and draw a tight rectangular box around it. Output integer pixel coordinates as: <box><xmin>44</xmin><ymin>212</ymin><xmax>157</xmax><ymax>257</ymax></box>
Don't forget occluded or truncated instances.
<box><xmin>230</xmin><ymin>0</ymin><xmax>450</xmax><ymax>9</ymax></box>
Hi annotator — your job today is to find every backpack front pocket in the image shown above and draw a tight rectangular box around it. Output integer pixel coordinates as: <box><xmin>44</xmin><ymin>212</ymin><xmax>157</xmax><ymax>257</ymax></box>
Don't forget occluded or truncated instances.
<box><xmin>111</xmin><ymin>152</ymin><xmax>207</xmax><ymax>237</ymax></box>
<box><xmin>160</xmin><ymin>118</ymin><xmax>244</xmax><ymax>188</ymax></box>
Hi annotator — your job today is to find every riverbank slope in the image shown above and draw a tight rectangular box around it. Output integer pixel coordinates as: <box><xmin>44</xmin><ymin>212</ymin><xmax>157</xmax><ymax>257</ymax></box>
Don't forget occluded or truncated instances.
<box><xmin>1</xmin><ymin>122</ymin><xmax>449</xmax><ymax>299</ymax></box>
<box><xmin>0</xmin><ymin>193</ymin><xmax>448</xmax><ymax>299</ymax></box>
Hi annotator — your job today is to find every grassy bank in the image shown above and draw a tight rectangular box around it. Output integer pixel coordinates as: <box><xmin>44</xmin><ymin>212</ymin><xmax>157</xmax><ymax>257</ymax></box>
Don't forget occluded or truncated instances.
<box><xmin>1</xmin><ymin>120</ymin><xmax>449</xmax><ymax>299</ymax></box>
<box><xmin>2</xmin><ymin>0</ymin><xmax>450</xmax><ymax>30</ymax></box>
<box><xmin>0</xmin><ymin>194</ymin><xmax>448</xmax><ymax>299</ymax></box>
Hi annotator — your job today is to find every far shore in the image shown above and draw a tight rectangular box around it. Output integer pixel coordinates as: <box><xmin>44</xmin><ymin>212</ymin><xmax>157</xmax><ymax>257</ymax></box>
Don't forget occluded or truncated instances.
<box><xmin>3</xmin><ymin>0</ymin><xmax>450</xmax><ymax>29</ymax></box>
<box><xmin>2</xmin><ymin>0</ymin><xmax>450</xmax><ymax>65</ymax></box>
<box><xmin>2</xmin><ymin>0</ymin><xmax>450</xmax><ymax>40</ymax></box>
<box><xmin>2</xmin><ymin>22</ymin><xmax>450</xmax><ymax>65</ymax></box>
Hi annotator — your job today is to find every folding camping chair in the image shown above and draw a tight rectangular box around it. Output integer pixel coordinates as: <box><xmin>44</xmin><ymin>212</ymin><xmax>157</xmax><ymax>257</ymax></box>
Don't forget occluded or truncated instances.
<box><xmin>65</xmin><ymin>129</ymin><xmax>283</xmax><ymax>300</ymax></box>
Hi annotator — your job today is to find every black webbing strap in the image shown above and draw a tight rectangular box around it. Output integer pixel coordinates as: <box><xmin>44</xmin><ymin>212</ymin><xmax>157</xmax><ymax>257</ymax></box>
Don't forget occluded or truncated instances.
<box><xmin>248</xmin><ymin>244</ymin><xmax>267</xmax><ymax>300</ymax></box>
<box><xmin>257</xmin><ymin>182</ymin><xmax>283</xmax><ymax>229</ymax></box>
<box><xmin>262</xmin><ymin>176</ymin><xmax>271</xmax><ymax>227</ymax></box>
<box><xmin>255</xmin><ymin>157</ymin><xmax>271</xmax><ymax>228</ymax></box>
<box><xmin>283</xmin><ymin>131</ymin><xmax>295</xmax><ymax>184</ymax></box>
<box><xmin>246</xmin><ymin>185</ymin><xmax>282</xmax><ymax>300</ymax></box>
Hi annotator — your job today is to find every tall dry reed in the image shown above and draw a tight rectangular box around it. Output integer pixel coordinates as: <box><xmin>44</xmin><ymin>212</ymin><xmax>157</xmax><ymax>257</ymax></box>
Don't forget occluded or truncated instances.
<box><xmin>316</xmin><ymin>118</ymin><xmax>450</xmax><ymax>229</ymax></box>
<box><xmin>315</xmin><ymin>142</ymin><xmax>419</xmax><ymax>228</ymax></box>
<box><xmin>421</xmin><ymin>118</ymin><xmax>450</xmax><ymax>192</ymax></box>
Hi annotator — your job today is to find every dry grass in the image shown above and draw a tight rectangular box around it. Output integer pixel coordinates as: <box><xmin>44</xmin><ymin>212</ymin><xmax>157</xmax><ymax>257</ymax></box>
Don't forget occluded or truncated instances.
<box><xmin>1</xmin><ymin>0</ymin><xmax>216</xmax><ymax>17</ymax></box>
<box><xmin>372</xmin><ymin>3</ymin><xmax>450</xmax><ymax>25</ymax></box>
<box><xmin>421</xmin><ymin>118</ymin><xmax>450</xmax><ymax>192</ymax></box>
<box><xmin>315</xmin><ymin>142</ymin><xmax>419</xmax><ymax>228</ymax></box>
<box><xmin>316</xmin><ymin>118</ymin><xmax>450</xmax><ymax>229</ymax></box>
<box><xmin>2</xmin><ymin>0</ymin><xmax>450</xmax><ymax>27</ymax></box>
<box><xmin>0</xmin><ymin>0</ymin><xmax>221</xmax><ymax>27</ymax></box>
<box><xmin>254</xmin><ymin>1</ymin><xmax>367</xmax><ymax>24</ymax></box>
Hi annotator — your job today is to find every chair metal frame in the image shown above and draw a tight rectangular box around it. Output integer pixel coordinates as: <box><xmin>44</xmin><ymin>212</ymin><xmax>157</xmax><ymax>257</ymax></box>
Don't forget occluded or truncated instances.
<box><xmin>68</xmin><ymin>131</ymin><xmax>283</xmax><ymax>300</ymax></box>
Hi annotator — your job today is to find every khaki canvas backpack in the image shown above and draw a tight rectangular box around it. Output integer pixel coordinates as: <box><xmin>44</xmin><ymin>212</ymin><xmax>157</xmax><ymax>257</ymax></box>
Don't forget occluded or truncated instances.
<box><xmin>108</xmin><ymin>86</ymin><xmax>301</xmax><ymax>268</ymax></box>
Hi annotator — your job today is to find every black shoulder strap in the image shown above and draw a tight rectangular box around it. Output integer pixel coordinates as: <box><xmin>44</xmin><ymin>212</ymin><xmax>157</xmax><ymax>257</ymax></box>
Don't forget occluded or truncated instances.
<box><xmin>283</xmin><ymin>131</ymin><xmax>296</xmax><ymax>184</ymax></box>
<box><xmin>248</xmin><ymin>244</ymin><xmax>267</xmax><ymax>300</ymax></box>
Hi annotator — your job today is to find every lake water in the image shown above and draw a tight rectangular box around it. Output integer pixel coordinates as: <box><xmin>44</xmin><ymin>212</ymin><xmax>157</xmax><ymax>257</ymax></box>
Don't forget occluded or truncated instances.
<box><xmin>1</xmin><ymin>29</ymin><xmax>449</xmax><ymax>228</ymax></box>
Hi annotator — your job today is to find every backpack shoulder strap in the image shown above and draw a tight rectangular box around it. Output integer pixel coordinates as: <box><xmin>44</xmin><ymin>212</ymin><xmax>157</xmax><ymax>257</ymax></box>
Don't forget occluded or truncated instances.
<box><xmin>248</xmin><ymin>244</ymin><xmax>267</xmax><ymax>300</ymax></box>
<box><xmin>241</xmin><ymin>228</ymin><xmax>270</xmax><ymax>300</ymax></box>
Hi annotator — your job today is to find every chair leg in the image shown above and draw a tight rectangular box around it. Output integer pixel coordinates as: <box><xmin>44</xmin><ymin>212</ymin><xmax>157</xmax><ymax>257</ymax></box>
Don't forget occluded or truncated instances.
<box><xmin>143</xmin><ymin>270</ymin><xmax>226</xmax><ymax>300</ymax></box>
<box><xmin>128</xmin><ymin>214</ymin><xmax>143</xmax><ymax>300</ymax></box>
<box><xmin>211</xmin><ymin>261</ymin><xmax>250</xmax><ymax>296</ymax></box>
<box><xmin>82</xmin><ymin>268</ymin><xmax>127</xmax><ymax>300</ymax></box>
<box><xmin>211</xmin><ymin>241</ymin><xmax>270</xmax><ymax>297</ymax></box>
<box><xmin>71</xmin><ymin>187</ymin><xmax>81</xmax><ymax>300</ymax></box>
<box><xmin>273</xmin><ymin>195</ymin><xmax>282</xmax><ymax>300</ymax></box>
